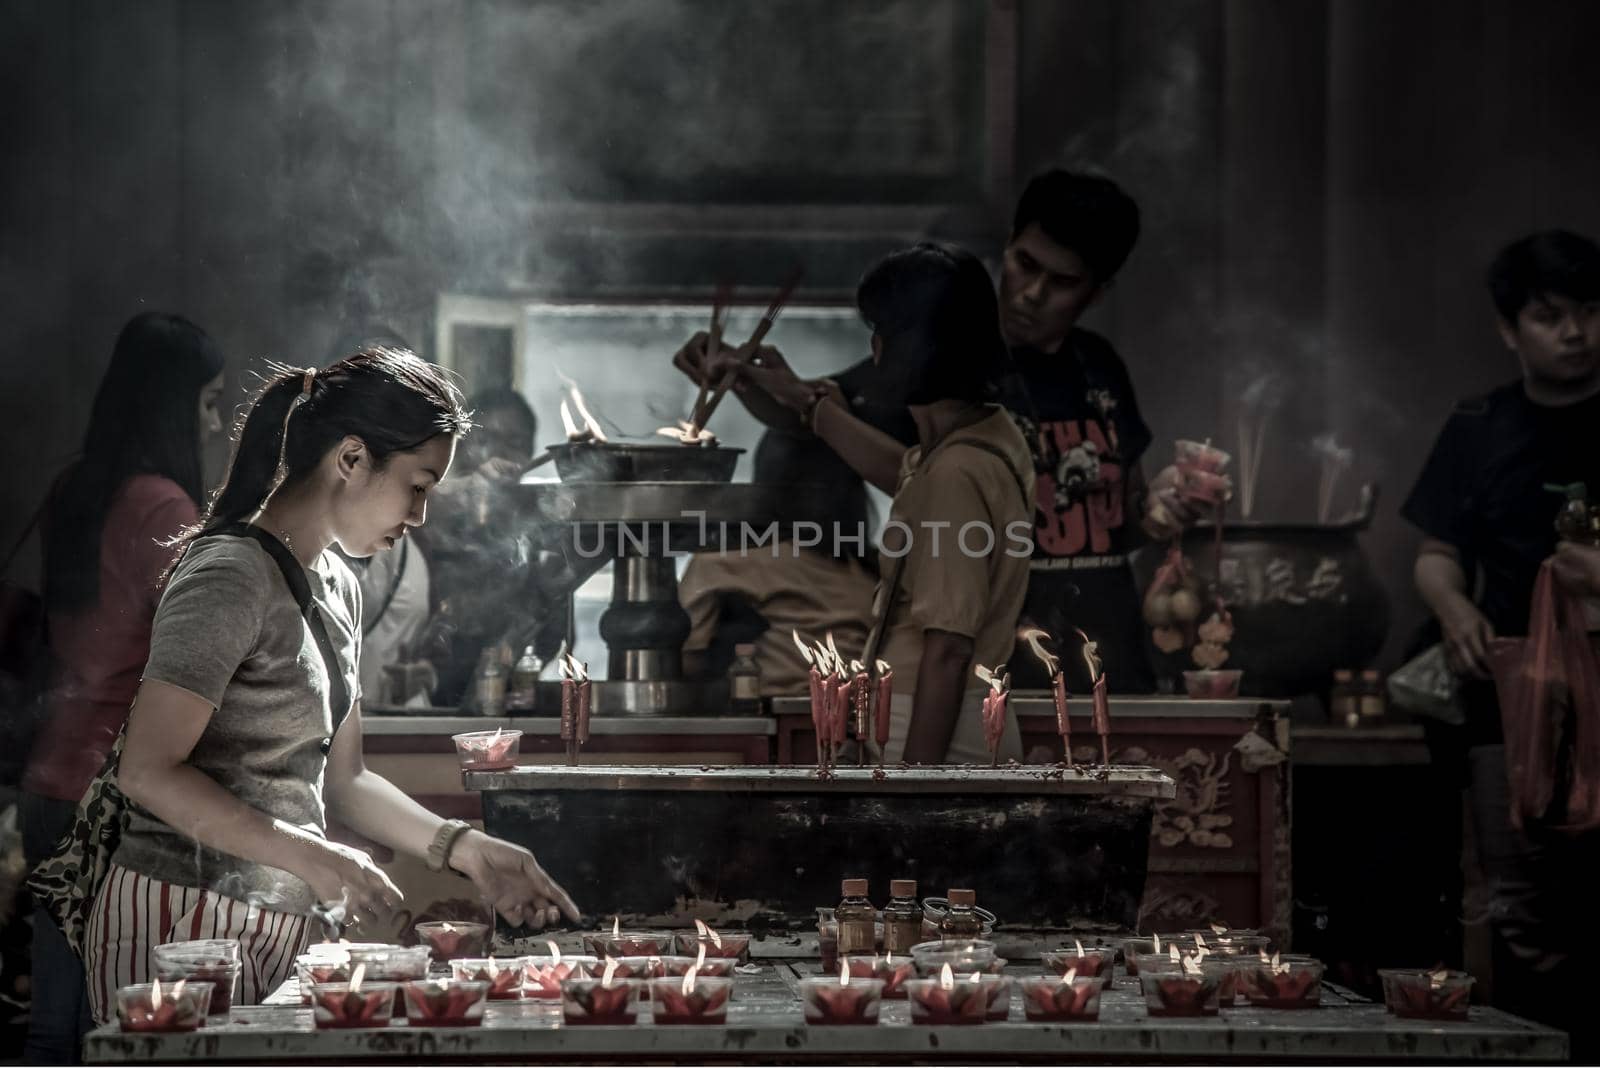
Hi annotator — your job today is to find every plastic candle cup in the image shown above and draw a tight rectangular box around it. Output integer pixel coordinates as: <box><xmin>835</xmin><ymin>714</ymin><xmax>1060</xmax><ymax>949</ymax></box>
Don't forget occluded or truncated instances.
<box><xmin>905</xmin><ymin>965</ymin><xmax>989</xmax><ymax>1026</ymax></box>
<box><xmin>524</xmin><ymin>948</ymin><xmax>600</xmax><ymax>1000</ymax></box>
<box><xmin>1021</xmin><ymin>973</ymin><xmax>1103</xmax><ymax>1021</ymax></box>
<box><xmin>401</xmin><ymin>979</ymin><xmax>490</xmax><ymax>1027</ymax></box>
<box><xmin>1041</xmin><ymin>942</ymin><xmax>1116</xmax><ymax>990</ymax></box>
<box><xmin>673</xmin><ymin>925</ymin><xmax>752</xmax><ymax>964</ymax></box>
<box><xmin>151</xmin><ymin>952</ymin><xmax>241</xmax><ymax>1017</ymax></box>
<box><xmin>449</xmin><ymin>957</ymin><xmax>532</xmax><ymax>1001</ymax></box>
<box><xmin>909</xmin><ymin>940</ymin><xmax>1003</xmax><ymax>978</ymax></box>
<box><xmin>1241</xmin><ymin>955</ymin><xmax>1325</xmax><ymax>1009</ymax></box>
<box><xmin>296</xmin><ymin>957</ymin><xmax>353</xmax><ymax>1004</ymax></box>
<box><xmin>648</xmin><ymin>974</ymin><xmax>733</xmax><ymax>1025</ymax></box>
<box><xmin>560</xmin><ymin>974</ymin><xmax>642</xmax><ymax>1025</ymax></box>
<box><xmin>309</xmin><ymin>980</ymin><xmax>399</xmax><ymax>1029</ymax></box>
<box><xmin>115</xmin><ymin>980</ymin><xmax>215</xmax><ymax>1033</ymax></box>
<box><xmin>842</xmin><ymin>953</ymin><xmax>916</xmax><ymax>999</ymax></box>
<box><xmin>451</xmin><ymin>728</ymin><xmax>522</xmax><ymax>770</ymax></box>
<box><xmin>347</xmin><ymin>946</ymin><xmax>431</xmax><ymax>982</ymax></box>
<box><xmin>1140</xmin><ymin>966</ymin><xmax>1225</xmax><ymax>1017</ymax></box>
<box><xmin>799</xmin><ymin>969</ymin><xmax>884</xmax><ymax>1025</ymax></box>
<box><xmin>595</xmin><ymin>932</ymin><xmax>670</xmax><ymax>958</ymax></box>
<box><xmin>1379</xmin><ymin>968</ymin><xmax>1474</xmax><ymax>1021</ymax></box>
<box><xmin>415</xmin><ymin>921</ymin><xmax>490</xmax><ymax>963</ymax></box>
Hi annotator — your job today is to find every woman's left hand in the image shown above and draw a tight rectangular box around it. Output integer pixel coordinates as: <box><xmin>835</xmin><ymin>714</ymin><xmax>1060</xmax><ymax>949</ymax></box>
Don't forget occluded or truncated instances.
<box><xmin>449</xmin><ymin>830</ymin><xmax>581</xmax><ymax>929</ymax></box>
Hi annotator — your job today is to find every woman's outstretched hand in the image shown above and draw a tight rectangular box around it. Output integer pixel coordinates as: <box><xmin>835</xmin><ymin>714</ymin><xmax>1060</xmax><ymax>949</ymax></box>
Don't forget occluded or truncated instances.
<box><xmin>449</xmin><ymin>830</ymin><xmax>580</xmax><ymax>929</ymax></box>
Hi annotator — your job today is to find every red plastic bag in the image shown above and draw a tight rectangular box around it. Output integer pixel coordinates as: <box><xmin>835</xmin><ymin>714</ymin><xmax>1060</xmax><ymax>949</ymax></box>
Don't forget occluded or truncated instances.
<box><xmin>1488</xmin><ymin>560</ymin><xmax>1600</xmax><ymax>833</ymax></box>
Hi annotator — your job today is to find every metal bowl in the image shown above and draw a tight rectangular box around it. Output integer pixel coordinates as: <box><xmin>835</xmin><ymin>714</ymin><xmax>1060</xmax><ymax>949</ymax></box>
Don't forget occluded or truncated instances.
<box><xmin>546</xmin><ymin>442</ymin><xmax>743</xmax><ymax>484</ymax></box>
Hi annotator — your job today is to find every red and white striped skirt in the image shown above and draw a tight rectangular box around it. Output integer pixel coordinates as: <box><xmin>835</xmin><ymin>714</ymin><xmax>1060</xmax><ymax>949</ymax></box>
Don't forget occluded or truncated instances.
<box><xmin>85</xmin><ymin>864</ymin><xmax>312</xmax><ymax>1023</ymax></box>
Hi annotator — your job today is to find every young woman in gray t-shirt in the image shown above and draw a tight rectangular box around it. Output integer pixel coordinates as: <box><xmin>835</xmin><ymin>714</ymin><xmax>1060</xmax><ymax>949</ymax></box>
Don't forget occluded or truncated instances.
<box><xmin>83</xmin><ymin>347</ymin><xmax>577</xmax><ymax>1021</ymax></box>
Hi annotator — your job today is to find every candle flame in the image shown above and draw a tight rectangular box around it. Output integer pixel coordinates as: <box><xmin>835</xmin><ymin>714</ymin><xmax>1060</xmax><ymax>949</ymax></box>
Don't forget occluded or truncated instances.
<box><xmin>694</xmin><ymin>918</ymin><xmax>723</xmax><ymax>949</ymax></box>
<box><xmin>171</xmin><ymin>979</ymin><xmax>186</xmax><ymax>1001</ymax></box>
<box><xmin>849</xmin><ymin>659</ymin><xmax>864</xmax><ymax>675</ymax></box>
<box><xmin>1153</xmin><ymin>933</ymin><xmax>1162</xmax><ymax>953</ymax></box>
<box><xmin>1429</xmin><ymin>968</ymin><xmax>1449</xmax><ymax>988</ymax></box>
<box><xmin>548</xmin><ymin>940</ymin><xmax>562</xmax><ymax>967</ymax></box>
<box><xmin>612</xmin><ymin>916</ymin><xmax>621</xmax><ymax>938</ymax></box>
<box><xmin>1018</xmin><ymin>625</ymin><xmax>1061</xmax><ymax>677</ymax></box>
<box><xmin>825</xmin><ymin>631</ymin><xmax>840</xmax><ymax>665</ymax></box>
<box><xmin>1168</xmin><ymin>944</ymin><xmax>1181</xmax><ymax>964</ymax></box>
<box><xmin>1182</xmin><ymin>953</ymin><xmax>1203</xmax><ymax>977</ymax></box>
<box><xmin>839</xmin><ymin>960</ymin><xmax>850</xmax><ymax>987</ymax></box>
<box><xmin>151</xmin><ymin>976</ymin><xmax>162</xmax><ymax>1002</ymax></box>
<box><xmin>602</xmin><ymin>957</ymin><xmax>619</xmax><ymax>988</ymax></box>
<box><xmin>1210</xmin><ymin>923</ymin><xmax>1227</xmax><ymax>935</ymax></box>
<box><xmin>1074</xmin><ymin>628</ymin><xmax>1103</xmax><ymax>682</ymax></box>
<box><xmin>560</xmin><ymin>382</ymin><xmax>607</xmax><ymax>442</ymax></box>
<box><xmin>442</xmin><ymin>923</ymin><xmax>454</xmax><ymax>933</ymax></box>
<box><xmin>1194</xmin><ymin>933</ymin><xmax>1208</xmax><ymax>951</ymax></box>
<box><xmin>682</xmin><ymin>964</ymin><xmax>699</xmax><ymax>996</ymax></box>
<box><xmin>793</xmin><ymin>631</ymin><xmax>814</xmax><ymax>666</ymax></box>
<box><xmin>1075</xmin><ymin>938</ymin><xmax>1086</xmax><ymax>957</ymax></box>
<box><xmin>695</xmin><ymin>943</ymin><xmax>706</xmax><ymax>970</ymax></box>
<box><xmin>884</xmin><ymin>951</ymin><xmax>893</xmax><ymax>965</ymax></box>
<box><xmin>1062</xmin><ymin>966</ymin><xmax>1077</xmax><ymax>986</ymax></box>
<box><xmin>967</xmin><ymin>970</ymin><xmax>981</xmax><ymax>984</ymax></box>
<box><xmin>939</xmin><ymin>962</ymin><xmax>954</xmax><ymax>990</ymax></box>
<box><xmin>1259</xmin><ymin>949</ymin><xmax>1271</xmax><ymax>964</ymax></box>
<box><xmin>874</xmin><ymin>658</ymin><xmax>891</xmax><ymax>675</ymax></box>
<box><xmin>350</xmin><ymin>962</ymin><xmax>366</xmax><ymax>993</ymax></box>
<box><xmin>559</xmin><ymin>399</ymin><xmax>579</xmax><ymax>439</ymax></box>
<box><xmin>655</xmin><ymin>421</ymin><xmax>717</xmax><ymax>445</ymax></box>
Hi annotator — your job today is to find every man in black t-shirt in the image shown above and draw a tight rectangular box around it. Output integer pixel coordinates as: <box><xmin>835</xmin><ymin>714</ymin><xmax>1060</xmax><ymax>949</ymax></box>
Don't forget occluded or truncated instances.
<box><xmin>1402</xmin><ymin>230</ymin><xmax>1600</xmax><ymax>1045</ymax></box>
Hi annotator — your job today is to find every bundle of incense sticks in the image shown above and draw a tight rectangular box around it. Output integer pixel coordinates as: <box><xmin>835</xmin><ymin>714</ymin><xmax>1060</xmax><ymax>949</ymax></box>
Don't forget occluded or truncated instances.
<box><xmin>691</xmin><ymin>268</ymin><xmax>804</xmax><ymax>434</ymax></box>
<box><xmin>559</xmin><ymin>654</ymin><xmax>592</xmax><ymax>765</ymax></box>
<box><xmin>1019</xmin><ymin>626</ymin><xmax>1071</xmax><ymax>763</ymax></box>
<box><xmin>975</xmin><ymin>665</ymin><xmax>1011</xmax><ymax>768</ymax></box>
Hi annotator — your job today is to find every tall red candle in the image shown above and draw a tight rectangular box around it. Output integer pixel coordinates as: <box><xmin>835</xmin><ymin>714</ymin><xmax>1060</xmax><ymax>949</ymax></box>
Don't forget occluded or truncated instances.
<box><xmin>1051</xmin><ymin>672</ymin><xmax>1070</xmax><ymax>757</ymax></box>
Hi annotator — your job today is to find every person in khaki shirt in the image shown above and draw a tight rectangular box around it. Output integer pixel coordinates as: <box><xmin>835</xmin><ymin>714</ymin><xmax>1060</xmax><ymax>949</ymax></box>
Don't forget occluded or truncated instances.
<box><xmin>708</xmin><ymin>243</ymin><xmax>1035</xmax><ymax>762</ymax></box>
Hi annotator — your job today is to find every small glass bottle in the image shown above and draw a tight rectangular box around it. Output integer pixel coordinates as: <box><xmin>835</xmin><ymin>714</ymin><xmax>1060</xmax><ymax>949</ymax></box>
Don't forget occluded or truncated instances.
<box><xmin>1329</xmin><ymin>669</ymin><xmax>1358</xmax><ymax>727</ymax></box>
<box><xmin>836</xmin><ymin>879</ymin><xmax>876</xmax><ymax>955</ymax></box>
<box><xmin>728</xmin><ymin>643</ymin><xmax>762</xmax><ymax>715</ymax></box>
<box><xmin>507</xmin><ymin>645</ymin><xmax>542</xmax><ymax>713</ymax></box>
<box><xmin>882</xmin><ymin>879</ymin><xmax>923</xmax><ymax>955</ymax></box>
<box><xmin>475</xmin><ymin>649</ymin><xmax>507</xmax><ymax>717</ymax></box>
<box><xmin>1358</xmin><ymin>668</ymin><xmax>1386</xmax><ymax>720</ymax></box>
<box><xmin>940</xmin><ymin>888</ymin><xmax>983</xmax><ymax>941</ymax></box>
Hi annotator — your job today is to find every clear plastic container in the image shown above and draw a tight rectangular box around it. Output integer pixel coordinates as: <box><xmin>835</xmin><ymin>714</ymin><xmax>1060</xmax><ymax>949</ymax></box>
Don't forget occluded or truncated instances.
<box><xmin>449</xmin><ymin>957</ymin><xmax>532</xmax><ymax>1000</ymax></box>
<box><xmin>1041</xmin><ymin>946</ymin><xmax>1115</xmax><ymax>989</ymax></box>
<box><xmin>296</xmin><ymin>957</ymin><xmax>353</xmax><ymax>1004</ymax></box>
<box><xmin>1140</xmin><ymin>967</ymin><xmax>1223</xmax><ymax>1017</ymax></box>
<box><xmin>559</xmin><ymin>976</ymin><xmax>642</xmax><ymax>1025</ymax></box>
<box><xmin>905</xmin><ymin>974</ymin><xmax>989</xmax><ymax>1025</ymax></box>
<box><xmin>1183</xmin><ymin>669</ymin><xmax>1243</xmax><ymax>700</ymax></box>
<box><xmin>523</xmin><ymin>953</ymin><xmax>600</xmax><ymax>1000</ymax></box>
<box><xmin>909</xmin><ymin>939</ymin><xmax>1001</xmax><ymax>977</ymax></box>
<box><xmin>401</xmin><ymin>979</ymin><xmax>490</xmax><ymax>1026</ymax></box>
<box><xmin>1379</xmin><ymin>968</ymin><xmax>1474</xmax><ymax>1021</ymax></box>
<box><xmin>842</xmin><ymin>954</ymin><xmax>916</xmax><ymax>998</ymax></box>
<box><xmin>452</xmin><ymin>728</ymin><xmax>522</xmax><ymax>770</ymax></box>
<box><xmin>648</xmin><ymin>975</ymin><xmax>733</xmax><ymax>1025</ymax></box>
<box><xmin>672</xmin><ymin>929</ymin><xmax>752</xmax><ymax>963</ymax></box>
<box><xmin>1240</xmin><ymin>956</ymin><xmax>1325</xmax><ymax>1008</ymax></box>
<box><xmin>308</xmin><ymin>981</ymin><xmax>399</xmax><ymax>1028</ymax></box>
<box><xmin>348</xmin><ymin>945</ymin><xmax>431</xmax><ymax>982</ymax></box>
<box><xmin>115</xmin><ymin>981</ymin><xmax>215</xmax><ymax>1033</ymax></box>
<box><xmin>151</xmin><ymin>955</ymin><xmax>240</xmax><ymax>1017</ymax></box>
<box><xmin>798</xmin><ymin>976</ymin><xmax>884</xmax><ymax>1025</ymax></box>
<box><xmin>1020</xmin><ymin>975</ymin><xmax>1102</xmax><ymax>1021</ymax></box>
<box><xmin>415</xmin><ymin>921</ymin><xmax>490</xmax><ymax>962</ymax></box>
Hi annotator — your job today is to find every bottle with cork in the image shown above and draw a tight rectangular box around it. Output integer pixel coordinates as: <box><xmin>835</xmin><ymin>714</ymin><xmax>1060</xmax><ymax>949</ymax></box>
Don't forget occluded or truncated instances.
<box><xmin>836</xmin><ymin>878</ymin><xmax>876</xmax><ymax>955</ymax></box>
<box><xmin>882</xmin><ymin>879</ymin><xmax>923</xmax><ymax>954</ymax></box>
<box><xmin>939</xmin><ymin>888</ymin><xmax>983</xmax><ymax>941</ymax></box>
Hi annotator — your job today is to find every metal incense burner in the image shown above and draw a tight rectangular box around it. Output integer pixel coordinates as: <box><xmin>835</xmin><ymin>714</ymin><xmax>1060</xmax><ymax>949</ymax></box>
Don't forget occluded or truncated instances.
<box><xmin>516</xmin><ymin>477</ymin><xmax>838</xmax><ymax>715</ymax></box>
<box><xmin>468</xmin><ymin>763</ymin><xmax>1176</xmax><ymax>933</ymax></box>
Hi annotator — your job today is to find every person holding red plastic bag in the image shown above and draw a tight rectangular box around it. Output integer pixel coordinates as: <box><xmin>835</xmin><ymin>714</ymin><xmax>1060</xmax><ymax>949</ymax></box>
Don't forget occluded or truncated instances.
<box><xmin>1403</xmin><ymin>231</ymin><xmax>1600</xmax><ymax>1049</ymax></box>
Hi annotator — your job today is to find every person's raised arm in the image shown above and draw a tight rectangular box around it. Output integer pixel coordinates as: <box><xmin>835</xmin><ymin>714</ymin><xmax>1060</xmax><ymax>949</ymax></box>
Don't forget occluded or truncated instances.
<box><xmin>1414</xmin><ymin>538</ymin><xmax>1493</xmax><ymax>678</ymax></box>
<box><xmin>323</xmin><ymin>701</ymin><xmax>578</xmax><ymax>928</ymax></box>
<box><xmin>804</xmin><ymin>390</ymin><xmax>909</xmax><ymax>496</ymax></box>
<box><xmin>117</xmin><ymin>680</ymin><xmax>403</xmax><ymax>919</ymax></box>
<box><xmin>670</xmin><ymin>332</ymin><xmax>801</xmax><ymax>432</ymax></box>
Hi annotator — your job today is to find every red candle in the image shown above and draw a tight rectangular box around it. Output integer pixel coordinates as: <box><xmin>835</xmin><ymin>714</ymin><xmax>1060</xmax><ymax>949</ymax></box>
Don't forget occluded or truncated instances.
<box><xmin>115</xmin><ymin>980</ymin><xmax>213</xmax><ymax>1033</ymax></box>
<box><xmin>1379</xmin><ymin>968</ymin><xmax>1474</xmax><ymax>1021</ymax></box>
<box><xmin>648</xmin><ymin>972</ymin><xmax>732</xmax><ymax>1025</ymax></box>
<box><xmin>906</xmin><ymin>965</ymin><xmax>989</xmax><ymax>1026</ymax></box>
<box><xmin>310</xmin><ymin>978</ymin><xmax>398</xmax><ymax>1029</ymax></box>
<box><xmin>799</xmin><ymin>968</ymin><xmax>884</xmax><ymax>1025</ymax></box>
<box><xmin>449</xmin><ymin>957</ymin><xmax>531</xmax><ymax>1000</ymax></box>
<box><xmin>1242</xmin><ymin>956</ymin><xmax>1324</xmax><ymax>1009</ymax></box>
<box><xmin>524</xmin><ymin>946</ymin><xmax>600</xmax><ymax>1000</ymax></box>
<box><xmin>1021</xmin><ymin>973</ymin><xmax>1102</xmax><ymax>1021</ymax></box>
<box><xmin>561</xmin><ymin>964</ymin><xmax>641</xmax><ymax>1026</ymax></box>
<box><xmin>401</xmin><ymin>979</ymin><xmax>490</xmax><ymax>1027</ymax></box>
<box><xmin>981</xmin><ymin>686</ymin><xmax>1008</xmax><ymax>766</ymax></box>
<box><xmin>843</xmin><ymin>954</ymin><xmax>915</xmax><ymax>998</ymax></box>
<box><xmin>1051</xmin><ymin>672</ymin><xmax>1071</xmax><ymax>755</ymax></box>
<box><xmin>415</xmin><ymin>921</ymin><xmax>489</xmax><ymax>963</ymax></box>
<box><xmin>872</xmin><ymin>660</ymin><xmax>893</xmax><ymax>752</ymax></box>
<box><xmin>1041</xmin><ymin>942</ymin><xmax>1113</xmax><ymax>989</ymax></box>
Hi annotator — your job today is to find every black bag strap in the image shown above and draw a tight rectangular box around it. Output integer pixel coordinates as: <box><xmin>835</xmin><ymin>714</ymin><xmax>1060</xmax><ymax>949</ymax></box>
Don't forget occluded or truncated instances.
<box><xmin>2</xmin><ymin>503</ymin><xmax>45</xmax><ymax>576</ymax></box>
<box><xmin>212</xmin><ymin>523</ymin><xmax>353</xmax><ymax>737</ymax></box>
<box><xmin>861</xmin><ymin>436</ymin><xmax>1032</xmax><ymax>669</ymax></box>
<box><xmin>361</xmin><ymin>536</ymin><xmax>408</xmax><ymax>637</ymax></box>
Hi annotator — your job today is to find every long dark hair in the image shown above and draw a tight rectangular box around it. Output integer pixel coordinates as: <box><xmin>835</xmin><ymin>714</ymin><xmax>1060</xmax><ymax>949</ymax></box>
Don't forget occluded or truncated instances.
<box><xmin>856</xmin><ymin>243</ymin><xmax>1010</xmax><ymax>406</ymax></box>
<box><xmin>176</xmin><ymin>347</ymin><xmax>471</xmax><ymax>557</ymax></box>
<box><xmin>44</xmin><ymin>312</ymin><xmax>225</xmax><ymax>613</ymax></box>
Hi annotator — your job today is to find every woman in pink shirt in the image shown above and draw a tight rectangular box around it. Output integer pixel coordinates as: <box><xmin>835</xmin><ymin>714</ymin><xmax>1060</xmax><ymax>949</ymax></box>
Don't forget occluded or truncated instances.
<box><xmin>20</xmin><ymin>311</ymin><xmax>224</xmax><ymax>1063</ymax></box>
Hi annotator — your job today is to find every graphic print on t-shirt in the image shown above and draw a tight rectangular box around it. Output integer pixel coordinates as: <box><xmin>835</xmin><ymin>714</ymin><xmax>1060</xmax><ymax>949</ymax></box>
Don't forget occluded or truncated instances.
<box><xmin>1030</xmin><ymin>414</ymin><xmax>1127</xmax><ymax>557</ymax></box>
